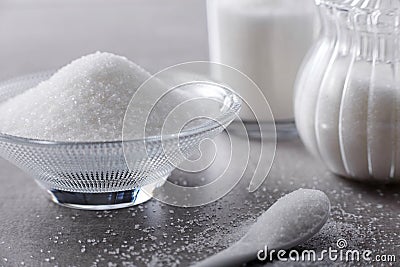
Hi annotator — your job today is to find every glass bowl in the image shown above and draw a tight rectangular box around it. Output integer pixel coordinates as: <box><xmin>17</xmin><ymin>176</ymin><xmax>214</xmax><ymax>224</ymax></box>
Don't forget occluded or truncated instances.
<box><xmin>0</xmin><ymin>72</ymin><xmax>241</xmax><ymax>210</ymax></box>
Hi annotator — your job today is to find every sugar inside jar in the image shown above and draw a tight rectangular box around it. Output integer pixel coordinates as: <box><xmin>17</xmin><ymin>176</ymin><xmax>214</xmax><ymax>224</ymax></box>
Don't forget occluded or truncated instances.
<box><xmin>295</xmin><ymin>0</ymin><xmax>400</xmax><ymax>182</ymax></box>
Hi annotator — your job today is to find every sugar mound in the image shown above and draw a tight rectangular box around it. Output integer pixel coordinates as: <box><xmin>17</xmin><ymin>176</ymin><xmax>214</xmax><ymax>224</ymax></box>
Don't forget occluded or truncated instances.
<box><xmin>0</xmin><ymin>52</ymin><xmax>160</xmax><ymax>141</ymax></box>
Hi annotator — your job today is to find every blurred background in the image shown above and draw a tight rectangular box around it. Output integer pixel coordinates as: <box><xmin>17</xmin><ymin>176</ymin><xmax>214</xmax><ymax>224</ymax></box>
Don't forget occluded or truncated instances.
<box><xmin>0</xmin><ymin>0</ymin><xmax>208</xmax><ymax>80</ymax></box>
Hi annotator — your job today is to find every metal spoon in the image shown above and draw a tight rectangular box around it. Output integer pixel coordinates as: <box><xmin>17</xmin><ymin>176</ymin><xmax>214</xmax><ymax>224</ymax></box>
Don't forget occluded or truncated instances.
<box><xmin>192</xmin><ymin>188</ymin><xmax>330</xmax><ymax>267</ymax></box>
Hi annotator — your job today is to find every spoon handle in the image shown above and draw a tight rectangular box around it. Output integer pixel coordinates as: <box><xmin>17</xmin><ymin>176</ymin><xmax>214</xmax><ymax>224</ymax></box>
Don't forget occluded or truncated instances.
<box><xmin>192</xmin><ymin>244</ymin><xmax>256</xmax><ymax>267</ymax></box>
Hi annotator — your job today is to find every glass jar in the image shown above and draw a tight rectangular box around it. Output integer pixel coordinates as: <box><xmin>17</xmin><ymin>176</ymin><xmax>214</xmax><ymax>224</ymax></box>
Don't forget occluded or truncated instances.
<box><xmin>207</xmin><ymin>0</ymin><xmax>317</xmax><ymax>138</ymax></box>
<box><xmin>295</xmin><ymin>0</ymin><xmax>400</xmax><ymax>182</ymax></box>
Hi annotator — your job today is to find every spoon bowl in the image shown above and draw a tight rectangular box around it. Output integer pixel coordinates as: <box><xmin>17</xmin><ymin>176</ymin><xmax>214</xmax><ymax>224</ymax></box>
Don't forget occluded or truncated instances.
<box><xmin>193</xmin><ymin>189</ymin><xmax>331</xmax><ymax>267</ymax></box>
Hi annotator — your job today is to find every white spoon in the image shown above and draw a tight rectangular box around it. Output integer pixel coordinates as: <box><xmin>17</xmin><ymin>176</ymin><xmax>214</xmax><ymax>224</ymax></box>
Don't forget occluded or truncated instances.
<box><xmin>192</xmin><ymin>188</ymin><xmax>330</xmax><ymax>267</ymax></box>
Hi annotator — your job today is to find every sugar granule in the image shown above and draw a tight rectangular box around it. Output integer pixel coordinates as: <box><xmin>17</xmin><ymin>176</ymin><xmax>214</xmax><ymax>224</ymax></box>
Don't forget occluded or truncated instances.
<box><xmin>0</xmin><ymin>52</ymin><xmax>159</xmax><ymax>141</ymax></box>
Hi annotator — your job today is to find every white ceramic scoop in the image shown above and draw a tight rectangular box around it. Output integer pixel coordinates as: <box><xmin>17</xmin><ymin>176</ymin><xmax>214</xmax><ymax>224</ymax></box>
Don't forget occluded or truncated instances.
<box><xmin>192</xmin><ymin>188</ymin><xmax>330</xmax><ymax>267</ymax></box>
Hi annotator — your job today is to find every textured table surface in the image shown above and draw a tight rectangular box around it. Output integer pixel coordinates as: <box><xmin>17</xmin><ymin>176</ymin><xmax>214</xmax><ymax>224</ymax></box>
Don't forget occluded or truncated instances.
<box><xmin>0</xmin><ymin>1</ymin><xmax>399</xmax><ymax>267</ymax></box>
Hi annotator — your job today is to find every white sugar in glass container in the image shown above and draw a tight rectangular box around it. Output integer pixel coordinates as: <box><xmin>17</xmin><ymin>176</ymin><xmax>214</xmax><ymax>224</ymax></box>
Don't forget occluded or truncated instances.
<box><xmin>295</xmin><ymin>0</ymin><xmax>400</xmax><ymax>182</ymax></box>
<box><xmin>207</xmin><ymin>0</ymin><xmax>317</xmax><ymax>138</ymax></box>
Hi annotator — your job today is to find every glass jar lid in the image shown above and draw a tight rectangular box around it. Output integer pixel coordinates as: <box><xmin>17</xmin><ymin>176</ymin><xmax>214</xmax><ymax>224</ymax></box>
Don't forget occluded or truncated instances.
<box><xmin>317</xmin><ymin>0</ymin><xmax>400</xmax><ymax>33</ymax></box>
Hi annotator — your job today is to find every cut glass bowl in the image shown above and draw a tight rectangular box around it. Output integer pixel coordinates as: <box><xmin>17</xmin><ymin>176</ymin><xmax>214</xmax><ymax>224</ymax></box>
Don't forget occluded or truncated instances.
<box><xmin>0</xmin><ymin>72</ymin><xmax>241</xmax><ymax>210</ymax></box>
